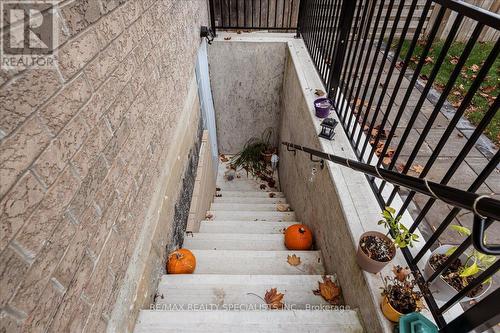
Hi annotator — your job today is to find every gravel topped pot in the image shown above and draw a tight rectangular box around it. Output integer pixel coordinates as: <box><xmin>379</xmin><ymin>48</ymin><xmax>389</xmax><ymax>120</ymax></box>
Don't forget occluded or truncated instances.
<box><xmin>356</xmin><ymin>231</ymin><xmax>396</xmax><ymax>273</ymax></box>
<box><xmin>424</xmin><ymin>245</ymin><xmax>492</xmax><ymax>302</ymax></box>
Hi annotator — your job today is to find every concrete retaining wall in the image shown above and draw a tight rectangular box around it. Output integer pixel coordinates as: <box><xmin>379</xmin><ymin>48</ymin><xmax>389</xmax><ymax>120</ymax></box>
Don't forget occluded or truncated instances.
<box><xmin>208</xmin><ymin>41</ymin><xmax>286</xmax><ymax>153</ymax></box>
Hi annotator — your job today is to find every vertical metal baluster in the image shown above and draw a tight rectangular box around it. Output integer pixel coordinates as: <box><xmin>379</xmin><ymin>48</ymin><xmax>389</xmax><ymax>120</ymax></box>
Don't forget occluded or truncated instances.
<box><xmin>345</xmin><ymin>0</ymin><xmax>394</xmax><ymax>143</ymax></box>
<box><xmin>390</xmin><ymin>23</ymin><xmax>484</xmax><ymax>213</ymax></box>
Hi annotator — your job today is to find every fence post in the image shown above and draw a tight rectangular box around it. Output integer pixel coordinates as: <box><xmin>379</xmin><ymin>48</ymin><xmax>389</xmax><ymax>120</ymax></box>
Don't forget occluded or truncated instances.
<box><xmin>208</xmin><ymin>0</ymin><xmax>217</xmax><ymax>36</ymax></box>
<box><xmin>295</xmin><ymin>0</ymin><xmax>307</xmax><ymax>38</ymax></box>
<box><xmin>327</xmin><ymin>0</ymin><xmax>356</xmax><ymax>98</ymax></box>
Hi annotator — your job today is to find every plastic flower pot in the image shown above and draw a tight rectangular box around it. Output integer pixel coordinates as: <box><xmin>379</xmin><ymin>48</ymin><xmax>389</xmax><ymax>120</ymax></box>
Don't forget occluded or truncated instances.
<box><xmin>314</xmin><ymin>98</ymin><xmax>333</xmax><ymax>118</ymax></box>
<box><xmin>423</xmin><ymin>244</ymin><xmax>492</xmax><ymax>302</ymax></box>
<box><xmin>398</xmin><ymin>312</ymin><xmax>438</xmax><ymax>333</ymax></box>
<box><xmin>381</xmin><ymin>296</ymin><xmax>404</xmax><ymax>323</ymax></box>
<box><xmin>356</xmin><ymin>231</ymin><xmax>396</xmax><ymax>273</ymax></box>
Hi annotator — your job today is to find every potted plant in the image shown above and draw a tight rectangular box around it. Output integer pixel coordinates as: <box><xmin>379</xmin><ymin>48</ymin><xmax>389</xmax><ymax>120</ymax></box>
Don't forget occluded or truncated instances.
<box><xmin>259</xmin><ymin>127</ymin><xmax>275</xmax><ymax>163</ymax></box>
<box><xmin>424</xmin><ymin>225</ymin><xmax>494</xmax><ymax>302</ymax></box>
<box><xmin>230</xmin><ymin>128</ymin><xmax>276</xmax><ymax>176</ymax></box>
<box><xmin>381</xmin><ymin>265</ymin><xmax>425</xmax><ymax>322</ymax></box>
<box><xmin>356</xmin><ymin>207</ymin><xmax>419</xmax><ymax>273</ymax></box>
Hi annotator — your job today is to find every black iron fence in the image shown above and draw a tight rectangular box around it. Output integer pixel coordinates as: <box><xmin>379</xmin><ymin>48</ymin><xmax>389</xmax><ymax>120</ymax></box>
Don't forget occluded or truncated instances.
<box><xmin>296</xmin><ymin>0</ymin><xmax>499</xmax><ymax>331</ymax></box>
<box><xmin>208</xmin><ymin>0</ymin><xmax>499</xmax><ymax>330</ymax></box>
<box><xmin>209</xmin><ymin>0</ymin><xmax>300</xmax><ymax>30</ymax></box>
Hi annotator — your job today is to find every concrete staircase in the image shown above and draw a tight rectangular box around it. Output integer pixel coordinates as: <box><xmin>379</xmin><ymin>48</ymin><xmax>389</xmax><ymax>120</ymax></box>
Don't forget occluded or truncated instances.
<box><xmin>134</xmin><ymin>162</ymin><xmax>364</xmax><ymax>332</ymax></box>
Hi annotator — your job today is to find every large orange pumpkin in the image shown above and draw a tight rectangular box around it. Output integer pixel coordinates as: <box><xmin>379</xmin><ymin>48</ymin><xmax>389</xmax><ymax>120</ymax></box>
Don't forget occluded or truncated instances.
<box><xmin>284</xmin><ymin>224</ymin><xmax>313</xmax><ymax>250</ymax></box>
<box><xmin>167</xmin><ymin>248</ymin><xmax>196</xmax><ymax>274</ymax></box>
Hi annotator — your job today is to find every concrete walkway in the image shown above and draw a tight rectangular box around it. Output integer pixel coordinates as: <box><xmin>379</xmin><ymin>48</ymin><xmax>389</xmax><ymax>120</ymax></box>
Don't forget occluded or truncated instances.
<box><xmin>346</xmin><ymin>51</ymin><xmax>499</xmax><ymax>246</ymax></box>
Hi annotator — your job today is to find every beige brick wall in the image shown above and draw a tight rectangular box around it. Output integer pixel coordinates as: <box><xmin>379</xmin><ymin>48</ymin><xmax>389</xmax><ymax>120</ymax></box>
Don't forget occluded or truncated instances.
<box><xmin>0</xmin><ymin>0</ymin><xmax>208</xmax><ymax>331</ymax></box>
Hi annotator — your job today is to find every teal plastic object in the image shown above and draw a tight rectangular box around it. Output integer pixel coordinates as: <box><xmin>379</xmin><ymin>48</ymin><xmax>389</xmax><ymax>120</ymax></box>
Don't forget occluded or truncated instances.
<box><xmin>397</xmin><ymin>313</ymin><xmax>438</xmax><ymax>333</ymax></box>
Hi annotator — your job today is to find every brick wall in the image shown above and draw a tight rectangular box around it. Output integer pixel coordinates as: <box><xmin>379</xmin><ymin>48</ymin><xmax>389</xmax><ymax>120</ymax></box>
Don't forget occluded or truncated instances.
<box><xmin>0</xmin><ymin>0</ymin><xmax>208</xmax><ymax>331</ymax></box>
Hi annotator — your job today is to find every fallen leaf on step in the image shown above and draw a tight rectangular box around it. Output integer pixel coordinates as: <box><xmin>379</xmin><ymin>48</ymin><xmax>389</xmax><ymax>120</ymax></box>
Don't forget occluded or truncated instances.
<box><xmin>269</xmin><ymin>192</ymin><xmax>276</xmax><ymax>198</ymax></box>
<box><xmin>224</xmin><ymin>36</ymin><xmax>231</xmax><ymax>40</ymax></box>
<box><xmin>276</xmin><ymin>204</ymin><xmax>289</xmax><ymax>212</ymax></box>
<box><xmin>205</xmin><ymin>213</ymin><xmax>214</xmax><ymax>220</ymax></box>
<box><xmin>313</xmin><ymin>276</ymin><xmax>341</xmax><ymax>305</ymax></box>
<box><xmin>315</xmin><ymin>89</ymin><xmax>326</xmax><ymax>96</ymax></box>
<box><xmin>260</xmin><ymin>184</ymin><xmax>267</xmax><ymax>190</ymax></box>
<box><xmin>410</xmin><ymin>164</ymin><xmax>424</xmax><ymax>175</ymax></box>
<box><xmin>287</xmin><ymin>254</ymin><xmax>301</xmax><ymax>266</ymax></box>
<box><xmin>220</xmin><ymin>154</ymin><xmax>229</xmax><ymax>162</ymax></box>
<box><xmin>265</xmin><ymin>288</ymin><xmax>285</xmax><ymax>309</ymax></box>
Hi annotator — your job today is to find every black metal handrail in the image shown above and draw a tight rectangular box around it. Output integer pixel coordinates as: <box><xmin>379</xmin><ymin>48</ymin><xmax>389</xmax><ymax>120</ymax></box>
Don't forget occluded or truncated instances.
<box><xmin>282</xmin><ymin>142</ymin><xmax>500</xmax><ymax>233</ymax></box>
<box><xmin>282</xmin><ymin>141</ymin><xmax>500</xmax><ymax>331</ymax></box>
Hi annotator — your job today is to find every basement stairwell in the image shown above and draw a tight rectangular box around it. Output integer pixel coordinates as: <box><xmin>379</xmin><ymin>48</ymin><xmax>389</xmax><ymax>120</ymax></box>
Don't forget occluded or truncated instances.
<box><xmin>133</xmin><ymin>159</ymin><xmax>364</xmax><ymax>332</ymax></box>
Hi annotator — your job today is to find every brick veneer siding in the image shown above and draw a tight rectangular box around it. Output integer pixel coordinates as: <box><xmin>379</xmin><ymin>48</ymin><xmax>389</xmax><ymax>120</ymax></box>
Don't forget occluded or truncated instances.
<box><xmin>0</xmin><ymin>0</ymin><xmax>208</xmax><ymax>331</ymax></box>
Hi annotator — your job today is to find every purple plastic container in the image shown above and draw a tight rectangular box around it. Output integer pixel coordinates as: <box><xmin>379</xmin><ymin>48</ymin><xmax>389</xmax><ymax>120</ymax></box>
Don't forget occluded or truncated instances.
<box><xmin>314</xmin><ymin>98</ymin><xmax>332</xmax><ymax>118</ymax></box>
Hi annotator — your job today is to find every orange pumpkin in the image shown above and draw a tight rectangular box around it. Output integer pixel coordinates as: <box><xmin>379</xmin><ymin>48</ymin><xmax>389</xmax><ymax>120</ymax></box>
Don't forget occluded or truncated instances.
<box><xmin>167</xmin><ymin>248</ymin><xmax>196</xmax><ymax>274</ymax></box>
<box><xmin>284</xmin><ymin>224</ymin><xmax>313</xmax><ymax>250</ymax></box>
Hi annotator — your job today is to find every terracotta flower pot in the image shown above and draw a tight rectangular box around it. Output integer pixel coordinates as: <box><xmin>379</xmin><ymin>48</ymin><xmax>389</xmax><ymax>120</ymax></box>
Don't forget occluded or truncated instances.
<box><xmin>356</xmin><ymin>231</ymin><xmax>396</xmax><ymax>273</ymax></box>
<box><xmin>424</xmin><ymin>245</ymin><xmax>492</xmax><ymax>302</ymax></box>
<box><xmin>381</xmin><ymin>296</ymin><xmax>404</xmax><ymax>323</ymax></box>
<box><xmin>261</xmin><ymin>151</ymin><xmax>273</xmax><ymax>163</ymax></box>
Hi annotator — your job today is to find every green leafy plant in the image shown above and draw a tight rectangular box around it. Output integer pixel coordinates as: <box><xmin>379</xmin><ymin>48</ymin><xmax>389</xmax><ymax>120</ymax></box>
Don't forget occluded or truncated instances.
<box><xmin>444</xmin><ymin>225</ymin><xmax>496</xmax><ymax>283</ymax></box>
<box><xmin>378</xmin><ymin>206</ymin><xmax>419</xmax><ymax>248</ymax></box>
<box><xmin>230</xmin><ymin>128</ymin><xmax>275</xmax><ymax>177</ymax></box>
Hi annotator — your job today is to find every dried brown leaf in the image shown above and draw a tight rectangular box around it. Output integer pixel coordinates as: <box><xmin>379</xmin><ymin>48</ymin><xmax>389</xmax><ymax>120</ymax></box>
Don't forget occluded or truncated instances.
<box><xmin>410</xmin><ymin>164</ymin><xmax>424</xmax><ymax>174</ymax></box>
<box><xmin>313</xmin><ymin>276</ymin><xmax>341</xmax><ymax>305</ymax></box>
<box><xmin>276</xmin><ymin>204</ymin><xmax>289</xmax><ymax>212</ymax></box>
<box><xmin>315</xmin><ymin>89</ymin><xmax>326</xmax><ymax>96</ymax></box>
<box><xmin>449</xmin><ymin>56</ymin><xmax>459</xmax><ymax>65</ymax></box>
<box><xmin>396</xmin><ymin>163</ymin><xmax>405</xmax><ymax>173</ymax></box>
<box><xmin>269</xmin><ymin>192</ymin><xmax>276</xmax><ymax>198</ymax></box>
<box><xmin>392</xmin><ymin>265</ymin><xmax>411</xmax><ymax>282</ymax></box>
<box><xmin>287</xmin><ymin>254</ymin><xmax>301</xmax><ymax>266</ymax></box>
<box><xmin>470</xmin><ymin>64</ymin><xmax>480</xmax><ymax>72</ymax></box>
<box><xmin>265</xmin><ymin>288</ymin><xmax>285</xmax><ymax>309</ymax></box>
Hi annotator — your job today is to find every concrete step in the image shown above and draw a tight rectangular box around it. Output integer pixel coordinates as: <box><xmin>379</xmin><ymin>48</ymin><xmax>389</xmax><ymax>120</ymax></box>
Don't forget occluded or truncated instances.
<box><xmin>215</xmin><ymin>190</ymin><xmax>285</xmax><ymax>198</ymax></box>
<box><xmin>190</xmin><ymin>250</ymin><xmax>324</xmax><ymax>275</ymax></box>
<box><xmin>210</xmin><ymin>203</ymin><xmax>291</xmax><ymax>212</ymax></box>
<box><xmin>207</xmin><ymin>210</ymin><xmax>296</xmax><ymax>221</ymax></box>
<box><xmin>199</xmin><ymin>221</ymin><xmax>295</xmax><ymax>234</ymax></box>
<box><xmin>155</xmin><ymin>274</ymin><xmax>336</xmax><ymax>308</ymax></box>
<box><xmin>214</xmin><ymin>197</ymin><xmax>287</xmax><ymax>204</ymax></box>
<box><xmin>183</xmin><ymin>233</ymin><xmax>286</xmax><ymax>250</ymax></box>
<box><xmin>216</xmin><ymin>181</ymin><xmax>279</xmax><ymax>191</ymax></box>
<box><xmin>134</xmin><ymin>310</ymin><xmax>363</xmax><ymax>332</ymax></box>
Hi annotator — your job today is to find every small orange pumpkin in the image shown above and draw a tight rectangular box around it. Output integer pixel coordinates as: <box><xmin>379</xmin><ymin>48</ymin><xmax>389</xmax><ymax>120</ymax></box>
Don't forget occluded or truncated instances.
<box><xmin>284</xmin><ymin>224</ymin><xmax>313</xmax><ymax>250</ymax></box>
<box><xmin>167</xmin><ymin>248</ymin><xmax>196</xmax><ymax>274</ymax></box>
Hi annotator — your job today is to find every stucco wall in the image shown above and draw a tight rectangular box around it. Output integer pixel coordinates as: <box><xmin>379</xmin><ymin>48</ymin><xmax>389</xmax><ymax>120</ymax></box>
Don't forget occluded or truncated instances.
<box><xmin>208</xmin><ymin>41</ymin><xmax>286</xmax><ymax>153</ymax></box>
<box><xmin>0</xmin><ymin>0</ymin><xmax>208</xmax><ymax>332</ymax></box>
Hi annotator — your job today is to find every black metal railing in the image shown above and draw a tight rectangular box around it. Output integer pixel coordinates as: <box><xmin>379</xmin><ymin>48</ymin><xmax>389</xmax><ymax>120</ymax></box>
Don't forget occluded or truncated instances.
<box><xmin>209</xmin><ymin>0</ymin><xmax>300</xmax><ymax>31</ymax></box>
<box><xmin>296</xmin><ymin>0</ymin><xmax>499</xmax><ymax>331</ymax></box>
<box><xmin>282</xmin><ymin>142</ymin><xmax>500</xmax><ymax>332</ymax></box>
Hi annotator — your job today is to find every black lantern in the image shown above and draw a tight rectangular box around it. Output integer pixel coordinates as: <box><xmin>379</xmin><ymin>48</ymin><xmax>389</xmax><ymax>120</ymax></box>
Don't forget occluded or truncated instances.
<box><xmin>318</xmin><ymin>118</ymin><xmax>338</xmax><ymax>140</ymax></box>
